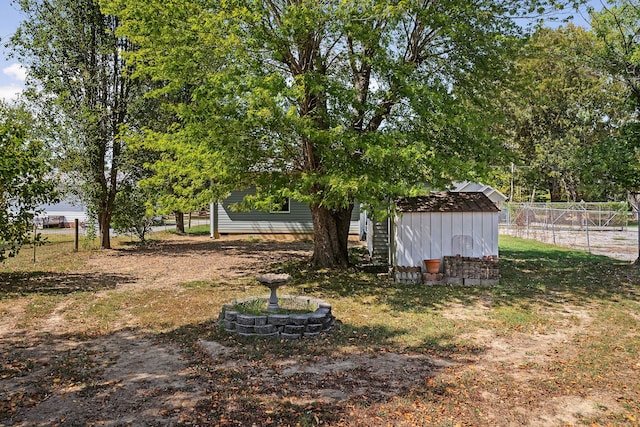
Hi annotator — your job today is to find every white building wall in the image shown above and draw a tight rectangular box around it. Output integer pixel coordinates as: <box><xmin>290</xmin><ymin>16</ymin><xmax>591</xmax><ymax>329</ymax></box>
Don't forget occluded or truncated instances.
<box><xmin>394</xmin><ymin>211</ymin><xmax>498</xmax><ymax>267</ymax></box>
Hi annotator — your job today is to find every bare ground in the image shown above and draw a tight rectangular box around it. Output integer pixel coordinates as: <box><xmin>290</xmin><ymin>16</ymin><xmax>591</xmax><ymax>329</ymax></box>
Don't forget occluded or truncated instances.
<box><xmin>0</xmin><ymin>233</ymin><xmax>637</xmax><ymax>426</ymax></box>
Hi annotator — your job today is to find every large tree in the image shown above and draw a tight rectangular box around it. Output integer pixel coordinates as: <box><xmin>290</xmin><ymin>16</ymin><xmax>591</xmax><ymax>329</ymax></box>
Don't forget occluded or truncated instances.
<box><xmin>590</xmin><ymin>0</ymin><xmax>640</xmax><ymax>263</ymax></box>
<box><xmin>500</xmin><ymin>25</ymin><xmax>627</xmax><ymax>202</ymax></box>
<box><xmin>9</xmin><ymin>0</ymin><xmax>138</xmax><ymax>249</ymax></box>
<box><xmin>106</xmin><ymin>0</ymin><xmax>561</xmax><ymax>267</ymax></box>
<box><xmin>0</xmin><ymin>101</ymin><xmax>57</xmax><ymax>262</ymax></box>
<box><xmin>125</xmin><ymin>85</ymin><xmax>231</xmax><ymax>235</ymax></box>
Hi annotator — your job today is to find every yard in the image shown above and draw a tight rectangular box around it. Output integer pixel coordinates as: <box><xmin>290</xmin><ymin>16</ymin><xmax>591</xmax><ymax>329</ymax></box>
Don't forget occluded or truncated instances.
<box><xmin>1</xmin><ymin>233</ymin><xmax>639</xmax><ymax>426</ymax></box>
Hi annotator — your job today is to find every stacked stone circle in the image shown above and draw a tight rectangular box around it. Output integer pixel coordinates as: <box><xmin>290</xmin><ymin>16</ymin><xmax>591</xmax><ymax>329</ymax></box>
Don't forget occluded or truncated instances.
<box><xmin>219</xmin><ymin>296</ymin><xmax>335</xmax><ymax>339</ymax></box>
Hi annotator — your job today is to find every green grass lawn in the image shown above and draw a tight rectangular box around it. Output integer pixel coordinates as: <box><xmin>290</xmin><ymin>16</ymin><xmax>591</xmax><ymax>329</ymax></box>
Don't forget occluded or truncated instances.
<box><xmin>181</xmin><ymin>224</ymin><xmax>211</xmax><ymax>235</ymax></box>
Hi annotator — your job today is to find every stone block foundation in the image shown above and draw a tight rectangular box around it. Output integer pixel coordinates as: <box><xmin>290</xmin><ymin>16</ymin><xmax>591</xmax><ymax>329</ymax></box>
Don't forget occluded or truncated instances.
<box><xmin>218</xmin><ymin>296</ymin><xmax>335</xmax><ymax>339</ymax></box>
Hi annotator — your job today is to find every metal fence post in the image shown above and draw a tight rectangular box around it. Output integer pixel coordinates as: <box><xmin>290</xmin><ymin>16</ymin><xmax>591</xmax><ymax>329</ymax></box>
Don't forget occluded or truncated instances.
<box><xmin>583</xmin><ymin>205</ymin><xmax>591</xmax><ymax>253</ymax></box>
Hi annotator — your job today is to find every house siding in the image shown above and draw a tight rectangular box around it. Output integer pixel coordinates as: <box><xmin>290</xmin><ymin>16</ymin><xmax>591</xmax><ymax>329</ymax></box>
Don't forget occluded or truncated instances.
<box><xmin>215</xmin><ymin>189</ymin><xmax>360</xmax><ymax>234</ymax></box>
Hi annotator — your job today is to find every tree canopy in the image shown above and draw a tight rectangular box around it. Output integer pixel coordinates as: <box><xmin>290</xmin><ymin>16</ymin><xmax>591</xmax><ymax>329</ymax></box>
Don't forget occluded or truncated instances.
<box><xmin>589</xmin><ymin>0</ymin><xmax>640</xmax><ymax>263</ymax></box>
<box><xmin>589</xmin><ymin>0</ymin><xmax>640</xmax><ymax>196</ymax></box>
<box><xmin>103</xmin><ymin>0</ymin><xmax>557</xmax><ymax>266</ymax></box>
<box><xmin>499</xmin><ymin>25</ymin><xmax>628</xmax><ymax>202</ymax></box>
<box><xmin>0</xmin><ymin>101</ymin><xmax>56</xmax><ymax>261</ymax></box>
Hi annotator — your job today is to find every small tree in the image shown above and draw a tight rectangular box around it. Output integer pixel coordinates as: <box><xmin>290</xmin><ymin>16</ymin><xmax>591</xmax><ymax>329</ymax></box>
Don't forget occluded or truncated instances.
<box><xmin>135</xmin><ymin>130</ymin><xmax>230</xmax><ymax>235</ymax></box>
<box><xmin>0</xmin><ymin>102</ymin><xmax>57</xmax><ymax>261</ymax></box>
<box><xmin>111</xmin><ymin>181</ymin><xmax>156</xmax><ymax>243</ymax></box>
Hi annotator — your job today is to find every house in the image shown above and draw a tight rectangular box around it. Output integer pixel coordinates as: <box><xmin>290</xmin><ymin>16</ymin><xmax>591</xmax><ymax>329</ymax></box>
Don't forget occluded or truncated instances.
<box><xmin>34</xmin><ymin>201</ymin><xmax>90</xmax><ymax>228</ymax></box>
<box><xmin>209</xmin><ymin>188</ymin><xmax>361</xmax><ymax>236</ymax></box>
<box><xmin>451</xmin><ymin>181</ymin><xmax>508</xmax><ymax>207</ymax></box>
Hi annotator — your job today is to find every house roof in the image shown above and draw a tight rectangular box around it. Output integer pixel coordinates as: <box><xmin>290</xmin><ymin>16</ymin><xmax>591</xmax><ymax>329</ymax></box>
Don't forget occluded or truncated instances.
<box><xmin>396</xmin><ymin>192</ymin><xmax>500</xmax><ymax>213</ymax></box>
<box><xmin>452</xmin><ymin>181</ymin><xmax>508</xmax><ymax>203</ymax></box>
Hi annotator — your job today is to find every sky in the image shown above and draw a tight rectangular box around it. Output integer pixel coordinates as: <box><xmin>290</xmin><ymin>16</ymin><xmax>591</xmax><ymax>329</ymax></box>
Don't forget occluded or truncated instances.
<box><xmin>0</xmin><ymin>0</ymin><xmax>602</xmax><ymax>103</ymax></box>
<box><xmin>0</xmin><ymin>1</ymin><xmax>26</xmax><ymax>102</ymax></box>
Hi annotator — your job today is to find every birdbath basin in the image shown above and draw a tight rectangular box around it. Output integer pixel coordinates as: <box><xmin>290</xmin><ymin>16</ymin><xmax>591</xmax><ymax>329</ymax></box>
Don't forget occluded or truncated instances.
<box><xmin>256</xmin><ymin>273</ymin><xmax>292</xmax><ymax>311</ymax></box>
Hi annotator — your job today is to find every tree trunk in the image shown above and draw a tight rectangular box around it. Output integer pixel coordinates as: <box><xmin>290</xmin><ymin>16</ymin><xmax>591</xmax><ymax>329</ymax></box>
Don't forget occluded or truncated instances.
<box><xmin>310</xmin><ymin>204</ymin><xmax>353</xmax><ymax>268</ymax></box>
<box><xmin>98</xmin><ymin>209</ymin><xmax>111</xmax><ymax>249</ymax></box>
<box><xmin>548</xmin><ymin>180</ymin><xmax>563</xmax><ymax>202</ymax></box>
<box><xmin>175</xmin><ymin>211</ymin><xmax>185</xmax><ymax>234</ymax></box>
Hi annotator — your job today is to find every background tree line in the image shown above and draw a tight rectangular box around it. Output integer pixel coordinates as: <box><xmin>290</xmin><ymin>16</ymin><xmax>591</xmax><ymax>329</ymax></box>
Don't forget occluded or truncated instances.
<box><xmin>2</xmin><ymin>0</ymin><xmax>640</xmax><ymax>266</ymax></box>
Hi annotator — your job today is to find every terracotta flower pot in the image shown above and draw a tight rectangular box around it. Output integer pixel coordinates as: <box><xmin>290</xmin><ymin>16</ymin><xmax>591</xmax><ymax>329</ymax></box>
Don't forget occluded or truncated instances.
<box><xmin>424</xmin><ymin>258</ymin><xmax>441</xmax><ymax>274</ymax></box>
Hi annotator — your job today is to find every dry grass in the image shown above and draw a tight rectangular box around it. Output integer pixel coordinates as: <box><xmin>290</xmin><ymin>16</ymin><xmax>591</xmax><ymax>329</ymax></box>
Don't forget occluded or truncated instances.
<box><xmin>0</xmin><ymin>234</ymin><xmax>639</xmax><ymax>426</ymax></box>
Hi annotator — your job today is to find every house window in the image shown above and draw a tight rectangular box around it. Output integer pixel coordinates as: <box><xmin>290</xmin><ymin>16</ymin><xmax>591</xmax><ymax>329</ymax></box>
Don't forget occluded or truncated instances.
<box><xmin>270</xmin><ymin>199</ymin><xmax>290</xmax><ymax>213</ymax></box>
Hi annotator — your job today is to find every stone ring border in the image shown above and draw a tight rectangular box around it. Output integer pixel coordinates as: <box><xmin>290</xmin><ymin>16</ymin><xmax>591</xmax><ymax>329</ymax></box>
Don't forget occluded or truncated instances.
<box><xmin>218</xmin><ymin>295</ymin><xmax>335</xmax><ymax>339</ymax></box>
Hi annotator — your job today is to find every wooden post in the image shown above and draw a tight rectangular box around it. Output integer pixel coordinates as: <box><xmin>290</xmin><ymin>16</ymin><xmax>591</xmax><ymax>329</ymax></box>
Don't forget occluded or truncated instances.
<box><xmin>74</xmin><ymin>219</ymin><xmax>79</xmax><ymax>252</ymax></box>
<box><xmin>211</xmin><ymin>202</ymin><xmax>220</xmax><ymax>239</ymax></box>
<box><xmin>32</xmin><ymin>223</ymin><xmax>37</xmax><ymax>263</ymax></box>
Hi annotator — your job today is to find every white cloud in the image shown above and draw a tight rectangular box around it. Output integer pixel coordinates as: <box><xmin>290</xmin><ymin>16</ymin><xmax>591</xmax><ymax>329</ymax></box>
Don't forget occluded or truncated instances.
<box><xmin>0</xmin><ymin>63</ymin><xmax>26</xmax><ymax>101</ymax></box>
<box><xmin>0</xmin><ymin>84</ymin><xmax>22</xmax><ymax>102</ymax></box>
<box><xmin>3</xmin><ymin>63</ymin><xmax>27</xmax><ymax>82</ymax></box>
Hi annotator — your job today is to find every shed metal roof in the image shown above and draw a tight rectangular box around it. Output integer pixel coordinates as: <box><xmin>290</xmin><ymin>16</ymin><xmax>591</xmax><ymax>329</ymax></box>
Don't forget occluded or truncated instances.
<box><xmin>396</xmin><ymin>192</ymin><xmax>500</xmax><ymax>213</ymax></box>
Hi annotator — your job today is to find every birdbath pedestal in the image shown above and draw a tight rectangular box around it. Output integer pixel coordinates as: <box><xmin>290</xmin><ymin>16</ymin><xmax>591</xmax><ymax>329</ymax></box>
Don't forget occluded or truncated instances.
<box><xmin>256</xmin><ymin>273</ymin><xmax>292</xmax><ymax>311</ymax></box>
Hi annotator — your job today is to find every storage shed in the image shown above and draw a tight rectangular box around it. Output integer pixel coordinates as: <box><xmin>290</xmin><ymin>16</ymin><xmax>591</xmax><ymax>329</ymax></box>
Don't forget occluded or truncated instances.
<box><xmin>391</xmin><ymin>192</ymin><xmax>499</xmax><ymax>272</ymax></box>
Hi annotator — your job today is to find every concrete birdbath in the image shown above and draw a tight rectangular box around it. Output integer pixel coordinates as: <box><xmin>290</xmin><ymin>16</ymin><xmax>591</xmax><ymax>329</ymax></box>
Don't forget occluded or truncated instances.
<box><xmin>256</xmin><ymin>273</ymin><xmax>292</xmax><ymax>311</ymax></box>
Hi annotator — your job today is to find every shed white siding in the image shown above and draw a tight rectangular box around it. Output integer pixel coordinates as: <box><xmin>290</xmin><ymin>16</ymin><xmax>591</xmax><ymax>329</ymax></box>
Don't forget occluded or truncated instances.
<box><xmin>394</xmin><ymin>211</ymin><xmax>498</xmax><ymax>267</ymax></box>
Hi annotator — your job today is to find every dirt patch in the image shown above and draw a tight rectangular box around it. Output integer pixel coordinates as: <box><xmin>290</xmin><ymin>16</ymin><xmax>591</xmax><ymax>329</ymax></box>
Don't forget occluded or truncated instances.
<box><xmin>437</xmin><ymin>303</ymin><xmax>626</xmax><ymax>426</ymax></box>
<box><xmin>2</xmin><ymin>331</ymin><xmax>205</xmax><ymax>427</ymax></box>
<box><xmin>197</xmin><ymin>341</ymin><xmax>444</xmax><ymax>405</ymax></box>
<box><xmin>77</xmin><ymin>235</ymin><xmax>312</xmax><ymax>290</ymax></box>
<box><xmin>524</xmin><ymin>394</ymin><xmax>622</xmax><ymax>427</ymax></box>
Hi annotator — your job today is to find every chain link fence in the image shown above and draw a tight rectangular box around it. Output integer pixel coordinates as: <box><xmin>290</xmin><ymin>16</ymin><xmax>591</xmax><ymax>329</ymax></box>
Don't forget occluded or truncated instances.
<box><xmin>501</xmin><ymin>202</ymin><xmax>630</xmax><ymax>231</ymax></box>
<box><xmin>500</xmin><ymin>202</ymin><xmax>635</xmax><ymax>257</ymax></box>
